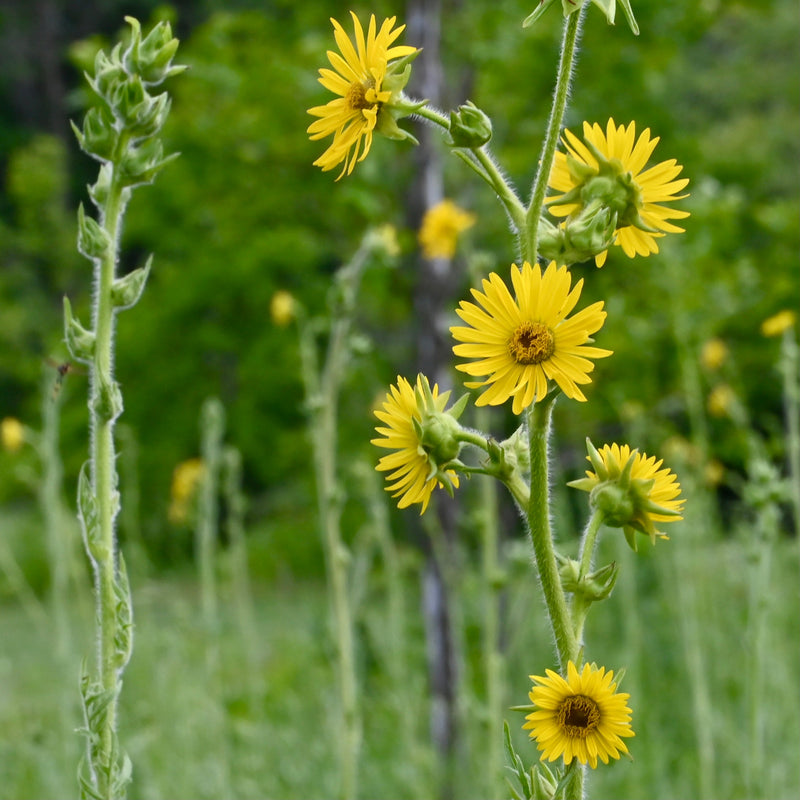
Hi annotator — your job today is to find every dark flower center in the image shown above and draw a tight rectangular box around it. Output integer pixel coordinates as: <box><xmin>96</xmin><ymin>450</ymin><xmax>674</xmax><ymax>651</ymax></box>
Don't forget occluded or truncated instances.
<box><xmin>558</xmin><ymin>694</ymin><xmax>601</xmax><ymax>739</ymax></box>
<box><xmin>509</xmin><ymin>321</ymin><xmax>555</xmax><ymax>365</ymax></box>
<box><xmin>346</xmin><ymin>78</ymin><xmax>376</xmax><ymax>111</ymax></box>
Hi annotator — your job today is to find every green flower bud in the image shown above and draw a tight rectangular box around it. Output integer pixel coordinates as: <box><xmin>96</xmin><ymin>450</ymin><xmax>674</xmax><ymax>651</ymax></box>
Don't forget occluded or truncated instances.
<box><xmin>118</xmin><ymin>138</ymin><xmax>178</xmax><ymax>186</ymax></box>
<box><xmin>77</xmin><ymin>203</ymin><xmax>111</xmax><ymax>260</ymax></box>
<box><xmin>538</xmin><ymin>200</ymin><xmax>618</xmax><ymax>265</ymax></box>
<box><xmin>88</xmin><ymin>163</ymin><xmax>113</xmax><ymax>208</ymax></box>
<box><xmin>123</xmin><ymin>17</ymin><xmax>184</xmax><ymax>85</ymax></box>
<box><xmin>63</xmin><ymin>296</ymin><xmax>95</xmax><ymax>363</ymax></box>
<box><xmin>447</xmin><ymin>101</ymin><xmax>493</xmax><ymax>148</ymax></box>
<box><xmin>94</xmin><ymin>374</ymin><xmax>123</xmax><ymax>421</ymax></box>
<box><xmin>89</xmin><ymin>46</ymin><xmax>126</xmax><ymax>101</ymax></box>
<box><xmin>590</xmin><ymin>0</ymin><xmax>640</xmax><ymax>35</ymax></box>
<box><xmin>72</xmin><ymin>107</ymin><xmax>117</xmax><ymax>162</ymax></box>
<box><xmin>111</xmin><ymin>257</ymin><xmax>152</xmax><ymax>310</ymax></box>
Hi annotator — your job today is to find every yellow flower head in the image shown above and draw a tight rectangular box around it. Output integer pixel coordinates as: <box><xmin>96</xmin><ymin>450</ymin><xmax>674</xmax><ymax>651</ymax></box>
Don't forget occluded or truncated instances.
<box><xmin>450</xmin><ymin>262</ymin><xmax>612</xmax><ymax>414</ymax></box>
<box><xmin>371</xmin><ymin>374</ymin><xmax>463</xmax><ymax>514</ymax></box>
<box><xmin>569</xmin><ymin>441</ymin><xmax>685</xmax><ymax>550</ymax></box>
<box><xmin>700</xmin><ymin>338</ymin><xmax>728</xmax><ymax>371</ymax></box>
<box><xmin>418</xmin><ymin>199</ymin><xmax>476</xmax><ymax>259</ymax></box>
<box><xmin>307</xmin><ymin>13</ymin><xmax>418</xmax><ymax>179</ymax></box>
<box><xmin>168</xmin><ymin>458</ymin><xmax>205</xmax><ymax>525</ymax></box>
<box><xmin>548</xmin><ymin>119</ymin><xmax>690</xmax><ymax>266</ymax></box>
<box><xmin>707</xmin><ymin>384</ymin><xmax>737</xmax><ymax>418</ymax></box>
<box><xmin>270</xmin><ymin>290</ymin><xmax>297</xmax><ymax>327</ymax></box>
<box><xmin>524</xmin><ymin>661</ymin><xmax>635</xmax><ymax>770</ymax></box>
<box><xmin>1</xmin><ymin>417</ymin><xmax>25</xmax><ymax>453</ymax></box>
<box><xmin>761</xmin><ymin>309</ymin><xmax>796</xmax><ymax>338</ymax></box>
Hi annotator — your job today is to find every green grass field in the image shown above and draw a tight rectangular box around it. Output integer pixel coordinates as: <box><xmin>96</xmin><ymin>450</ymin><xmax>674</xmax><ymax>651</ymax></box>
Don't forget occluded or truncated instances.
<box><xmin>1</xmin><ymin>509</ymin><xmax>798</xmax><ymax>799</ymax></box>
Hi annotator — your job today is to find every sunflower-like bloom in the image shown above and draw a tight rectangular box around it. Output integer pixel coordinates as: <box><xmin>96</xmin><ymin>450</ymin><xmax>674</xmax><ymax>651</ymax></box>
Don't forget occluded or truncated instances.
<box><xmin>371</xmin><ymin>374</ymin><xmax>464</xmax><ymax>514</ymax></box>
<box><xmin>524</xmin><ymin>661</ymin><xmax>635</xmax><ymax>769</ymax></box>
<box><xmin>450</xmin><ymin>262</ymin><xmax>612</xmax><ymax>414</ymax></box>
<box><xmin>569</xmin><ymin>441</ymin><xmax>685</xmax><ymax>550</ymax></box>
<box><xmin>307</xmin><ymin>13</ymin><xmax>418</xmax><ymax>179</ymax></box>
<box><xmin>547</xmin><ymin>119</ymin><xmax>689</xmax><ymax>266</ymax></box>
<box><xmin>761</xmin><ymin>309</ymin><xmax>796</xmax><ymax>337</ymax></box>
<box><xmin>418</xmin><ymin>199</ymin><xmax>476</xmax><ymax>259</ymax></box>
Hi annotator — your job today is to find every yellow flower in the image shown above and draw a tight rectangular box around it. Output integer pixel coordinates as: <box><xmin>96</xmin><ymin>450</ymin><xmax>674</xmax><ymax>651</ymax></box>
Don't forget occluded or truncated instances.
<box><xmin>761</xmin><ymin>309</ymin><xmax>796</xmax><ymax>337</ymax></box>
<box><xmin>700</xmin><ymin>338</ymin><xmax>728</xmax><ymax>371</ymax></box>
<box><xmin>450</xmin><ymin>261</ymin><xmax>612</xmax><ymax>414</ymax></box>
<box><xmin>270</xmin><ymin>290</ymin><xmax>296</xmax><ymax>327</ymax></box>
<box><xmin>524</xmin><ymin>661</ymin><xmax>634</xmax><ymax>769</ymax></box>
<box><xmin>307</xmin><ymin>13</ymin><xmax>417</xmax><ymax>179</ymax></box>
<box><xmin>418</xmin><ymin>199</ymin><xmax>476</xmax><ymax>259</ymax></box>
<box><xmin>547</xmin><ymin>119</ymin><xmax>689</xmax><ymax>266</ymax></box>
<box><xmin>168</xmin><ymin>458</ymin><xmax>205</xmax><ymax>525</ymax></box>
<box><xmin>707</xmin><ymin>384</ymin><xmax>737</xmax><ymax>418</ymax></box>
<box><xmin>1</xmin><ymin>417</ymin><xmax>25</xmax><ymax>453</ymax></box>
<box><xmin>569</xmin><ymin>441</ymin><xmax>684</xmax><ymax>549</ymax></box>
<box><xmin>371</xmin><ymin>374</ymin><xmax>462</xmax><ymax>514</ymax></box>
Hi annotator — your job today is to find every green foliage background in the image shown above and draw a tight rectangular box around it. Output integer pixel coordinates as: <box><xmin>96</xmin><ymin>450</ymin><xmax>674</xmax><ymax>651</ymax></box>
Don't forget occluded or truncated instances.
<box><xmin>0</xmin><ymin>1</ymin><xmax>798</xmax><ymax>798</ymax></box>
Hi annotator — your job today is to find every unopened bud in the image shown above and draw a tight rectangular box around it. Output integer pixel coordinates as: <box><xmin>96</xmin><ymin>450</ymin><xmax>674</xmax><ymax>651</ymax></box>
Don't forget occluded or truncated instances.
<box><xmin>447</xmin><ymin>101</ymin><xmax>493</xmax><ymax>148</ymax></box>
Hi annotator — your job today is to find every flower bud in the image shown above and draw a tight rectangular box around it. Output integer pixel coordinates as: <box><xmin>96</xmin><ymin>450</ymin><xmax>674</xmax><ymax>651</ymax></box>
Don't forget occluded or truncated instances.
<box><xmin>111</xmin><ymin>257</ymin><xmax>152</xmax><ymax>310</ymax></box>
<box><xmin>63</xmin><ymin>296</ymin><xmax>96</xmax><ymax>363</ymax></box>
<box><xmin>77</xmin><ymin>203</ymin><xmax>112</xmax><ymax>260</ymax></box>
<box><xmin>447</xmin><ymin>101</ymin><xmax>493</xmax><ymax>148</ymax></box>
<box><xmin>123</xmin><ymin>17</ymin><xmax>183</xmax><ymax>85</ymax></box>
<box><xmin>72</xmin><ymin>107</ymin><xmax>117</xmax><ymax>162</ymax></box>
<box><xmin>538</xmin><ymin>200</ymin><xmax>618</xmax><ymax>265</ymax></box>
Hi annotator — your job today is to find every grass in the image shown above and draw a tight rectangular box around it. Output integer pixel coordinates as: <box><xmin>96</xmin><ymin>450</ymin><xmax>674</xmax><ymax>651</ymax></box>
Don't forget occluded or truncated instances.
<box><xmin>0</xmin><ymin>511</ymin><xmax>798</xmax><ymax>799</ymax></box>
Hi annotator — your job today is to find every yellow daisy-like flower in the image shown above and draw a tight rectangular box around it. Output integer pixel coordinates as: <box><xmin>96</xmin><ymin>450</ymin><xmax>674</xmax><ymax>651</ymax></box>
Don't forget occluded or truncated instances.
<box><xmin>570</xmin><ymin>442</ymin><xmax>685</xmax><ymax>549</ymax></box>
<box><xmin>371</xmin><ymin>374</ymin><xmax>461</xmax><ymax>514</ymax></box>
<box><xmin>418</xmin><ymin>199</ymin><xmax>476</xmax><ymax>259</ymax></box>
<box><xmin>307</xmin><ymin>13</ymin><xmax>417</xmax><ymax>179</ymax></box>
<box><xmin>450</xmin><ymin>261</ymin><xmax>612</xmax><ymax>414</ymax></box>
<box><xmin>761</xmin><ymin>309</ymin><xmax>796</xmax><ymax>337</ymax></box>
<box><xmin>524</xmin><ymin>661</ymin><xmax>634</xmax><ymax>769</ymax></box>
<box><xmin>548</xmin><ymin>119</ymin><xmax>690</xmax><ymax>266</ymax></box>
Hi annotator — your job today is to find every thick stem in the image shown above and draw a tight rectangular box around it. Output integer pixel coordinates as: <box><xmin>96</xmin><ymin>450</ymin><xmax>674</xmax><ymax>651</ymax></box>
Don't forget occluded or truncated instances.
<box><xmin>526</xmin><ymin>397</ymin><xmax>578</xmax><ymax>670</ymax></box>
<box><xmin>90</xmin><ymin>166</ymin><xmax>127</xmax><ymax>797</ymax></box>
<box><xmin>523</xmin><ymin>8</ymin><xmax>584</xmax><ymax>265</ymax></box>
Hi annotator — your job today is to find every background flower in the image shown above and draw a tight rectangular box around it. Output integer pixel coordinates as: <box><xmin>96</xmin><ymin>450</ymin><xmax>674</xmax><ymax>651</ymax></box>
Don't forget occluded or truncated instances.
<box><xmin>418</xmin><ymin>199</ymin><xmax>476</xmax><ymax>259</ymax></box>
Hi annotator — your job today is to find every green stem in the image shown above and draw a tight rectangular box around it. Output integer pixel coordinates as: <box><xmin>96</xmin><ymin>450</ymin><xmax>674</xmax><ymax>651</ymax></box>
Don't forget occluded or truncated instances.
<box><xmin>779</xmin><ymin>328</ymin><xmax>800</xmax><ymax>538</ymax></box>
<box><xmin>523</xmin><ymin>8</ymin><xmax>584</xmax><ymax>265</ymax></box>
<box><xmin>571</xmin><ymin>510</ymin><xmax>604</xmax><ymax>646</ymax></box>
<box><xmin>91</xmin><ymin>165</ymin><xmax>128</xmax><ymax>798</ymax></box>
<box><xmin>526</xmin><ymin>396</ymin><xmax>578</xmax><ymax>670</ymax></box>
<box><xmin>413</xmin><ymin>103</ymin><xmax>527</xmax><ymax>232</ymax></box>
<box><xmin>298</xmin><ymin>239</ymin><xmax>376</xmax><ymax>800</ymax></box>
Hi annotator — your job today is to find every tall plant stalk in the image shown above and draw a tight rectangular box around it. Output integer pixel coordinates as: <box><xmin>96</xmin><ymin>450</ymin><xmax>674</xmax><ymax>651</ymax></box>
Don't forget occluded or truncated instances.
<box><xmin>67</xmin><ymin>19</ymin><xmax>183</xmax><ymax>799</ymax></box>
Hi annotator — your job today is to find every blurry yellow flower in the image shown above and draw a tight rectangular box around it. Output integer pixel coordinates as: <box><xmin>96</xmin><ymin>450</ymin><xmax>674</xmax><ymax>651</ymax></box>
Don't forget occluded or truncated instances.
<box><xmin>524</xmin><ymin>661</ymin><xmax>634</xmax><ymax>769</ymax></box>
<box><xmin>547</xmin><ymin>119</ymin><xmax>689</xmax><ymax>266</ymax></box>
<box><xmin>451</xmin><ymin>262</ymin><xmax>612</xmax><ymax>414</ymax></box>
<box><xmin>372</xmin><ymin>223</ymin><xmax>400</xmax><ymax>256</ymax></box>
<box><xmin>307</xmin><ymin>13</ymin><xmax>418</xmax><ymax>179</ymax></box>
<box><xmin>371</xmin><ymin>374</ymin><xmax>462</xmax><ymax>514</ymax></box>
<box><xmin>270</xmin><ymin>290</ymin><xmax>296</xmax><ymax>327</ymax></box>
<box><xmin>569</xmin><ymin>441</ymin><xmax>684</xmax><ymax>549</ymax></box>
<box><xmin>761</xmin><ymin>309</ymin><xmax>796</xmax><ymax>337</ymax></box>
<box><xmin>1</xmin><ymin>417</ymin><xmax>25</xmax><ymax>453</ymax></box>
<box><xmin>418</xmin><ymin>199</ymin><xmax>476</xmax><ymax>259</ymax></box>
<box><xmin>707</xmin><ymin>384</ymin><xmax>737</xmax><ymax>418</ymax></box>
<box><xmin>704</xmin><ymin>458</ymin><xmax>725</xmax><ymax>487</ymax></box>
<box><xmin>168</xmin><ymin>458</ymin><xmax>205</xmax><ymax>524</ymax></box>
<box><xmin>700</xmin><ymin>338</ymin><xmax>728</xmax><ymax>371</ymax></box>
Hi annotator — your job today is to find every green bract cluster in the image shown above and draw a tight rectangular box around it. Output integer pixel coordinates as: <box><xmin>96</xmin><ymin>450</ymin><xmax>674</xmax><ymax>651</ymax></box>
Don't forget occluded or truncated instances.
<box><xmin>71</xmin><ymin>17</ymin><xmax>185</xmax><ymax>186</ymax></box>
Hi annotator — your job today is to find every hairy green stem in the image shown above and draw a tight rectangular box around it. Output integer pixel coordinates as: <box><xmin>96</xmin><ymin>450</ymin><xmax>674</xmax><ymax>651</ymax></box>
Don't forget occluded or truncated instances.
<box><xmin>571</xmin><ymin>510</ymin><xmax>604</xmax><ymax>645</ymax></box>
<box><xmin>92</xmin><ymin>169</ymin><xmax>128</xmax><ymax>789</ymax></box>
<box><xmin>526</xmin><ymin>397</ymin><xmax>578</xmax><ymax>669</ymax></box>
<box><xmin>523</xmin><ymin>7</ymin><xmax>584</xmax><ymax>265</ymax></box>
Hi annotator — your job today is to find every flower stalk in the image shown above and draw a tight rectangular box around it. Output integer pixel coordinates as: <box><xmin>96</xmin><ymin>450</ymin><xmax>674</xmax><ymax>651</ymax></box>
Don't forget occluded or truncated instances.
<box><xmin>68</xmin><ymin>18</ymin><xmax>182</xmax><ymax>800</ymax></box>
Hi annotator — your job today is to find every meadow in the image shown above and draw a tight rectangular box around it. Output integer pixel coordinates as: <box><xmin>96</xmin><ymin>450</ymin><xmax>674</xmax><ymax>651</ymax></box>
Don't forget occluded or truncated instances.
<box><xmin>1</xmin><ymin>1</ymin><xmax>799</xmax><ymax>799</ymax></box>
